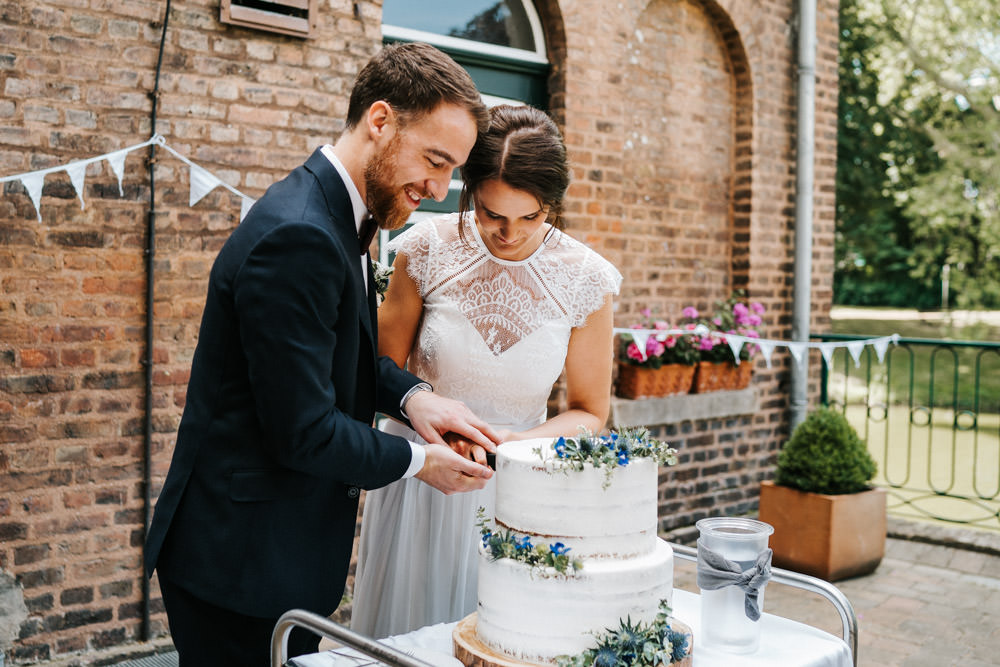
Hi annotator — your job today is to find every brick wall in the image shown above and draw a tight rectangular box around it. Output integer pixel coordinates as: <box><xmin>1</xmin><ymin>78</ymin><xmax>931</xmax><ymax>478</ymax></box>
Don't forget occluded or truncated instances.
<box><xmin>0</xmin><ymin>0</ymin><xmax>838</xmax><ymax>662</ymax></box>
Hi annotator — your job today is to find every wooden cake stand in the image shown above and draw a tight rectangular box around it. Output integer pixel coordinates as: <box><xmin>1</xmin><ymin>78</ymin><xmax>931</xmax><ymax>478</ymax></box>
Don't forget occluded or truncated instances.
<box><xmin>452</xmin><ymin>613</ymin><xmax>694</xmax><ymax>667</ymax></box>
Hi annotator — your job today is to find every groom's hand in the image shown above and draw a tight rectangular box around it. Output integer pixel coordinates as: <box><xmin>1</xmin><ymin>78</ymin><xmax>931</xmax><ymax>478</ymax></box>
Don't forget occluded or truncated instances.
<box><xmin>405</xmin><ymin>391</ymin><xmax>500</xmax><ymax>453</ymax></box>
<box><xmin>415</xmin><ymin>443</ymin><xmax>493</xmax><ymax>495</ymax></box>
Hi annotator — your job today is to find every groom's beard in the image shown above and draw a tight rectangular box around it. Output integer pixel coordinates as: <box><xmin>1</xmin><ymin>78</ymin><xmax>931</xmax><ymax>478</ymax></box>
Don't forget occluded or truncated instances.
<box><xmin>364</xmin><ymin>133</ymin><xmax>413</xmax><ymax>231</ymax></box>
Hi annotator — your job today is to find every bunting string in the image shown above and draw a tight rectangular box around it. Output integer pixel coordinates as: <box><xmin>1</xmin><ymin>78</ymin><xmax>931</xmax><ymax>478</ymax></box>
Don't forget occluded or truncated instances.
<box><xmin>615</xmin><ymin>327</ymin><xmax>900</xmax><ymax>370</ymax></box>
<box><xmin>0</xmin><ymin>134</ymin><xmax>256</xmax><ymax>224</ymax></box>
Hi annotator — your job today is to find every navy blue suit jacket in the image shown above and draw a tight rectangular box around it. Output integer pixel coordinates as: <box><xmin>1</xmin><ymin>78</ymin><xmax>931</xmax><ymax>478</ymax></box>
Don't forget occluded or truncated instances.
<box><xmin>144</xmin><ymin>148</ymin><xmax>423</xmax><ymax>618</ymax></box>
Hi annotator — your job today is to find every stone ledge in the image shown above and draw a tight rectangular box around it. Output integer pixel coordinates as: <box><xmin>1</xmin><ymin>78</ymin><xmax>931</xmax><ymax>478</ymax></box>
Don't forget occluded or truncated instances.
<box><xmin>610</xmin><ymin>387</ymin><xmax>758</xmax><ymax>428</ymax></box>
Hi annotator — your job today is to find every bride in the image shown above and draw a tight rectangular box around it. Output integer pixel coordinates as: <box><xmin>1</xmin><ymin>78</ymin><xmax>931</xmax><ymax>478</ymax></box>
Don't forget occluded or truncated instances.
<box><xmin>350</xmin><ymin>104</ymin><xmax>622</xmax><ymax>638</ymax></box>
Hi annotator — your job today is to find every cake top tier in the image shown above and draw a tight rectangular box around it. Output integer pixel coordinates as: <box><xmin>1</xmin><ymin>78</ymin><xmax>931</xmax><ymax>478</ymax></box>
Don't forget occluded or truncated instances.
<box><xmin>493</xmin><ymin>432</ymin><xmax>676</xmax><ymax>558</ymax></box>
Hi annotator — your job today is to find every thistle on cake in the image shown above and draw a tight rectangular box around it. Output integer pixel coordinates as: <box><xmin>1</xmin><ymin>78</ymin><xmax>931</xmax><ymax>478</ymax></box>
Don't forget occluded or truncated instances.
<box><xmin>536</xmin><ymin>427</ymin><xmax>679</xmax><ymax>489</ymax></box>
<box><xmin>555</xmin><ymin>600</ymin><xmax>692</xmax><ymax>667</ymax></box>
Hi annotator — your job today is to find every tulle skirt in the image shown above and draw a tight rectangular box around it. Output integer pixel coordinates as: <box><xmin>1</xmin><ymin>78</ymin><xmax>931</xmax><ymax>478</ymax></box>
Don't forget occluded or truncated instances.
<box><xmin>349</xmin><ymin>420</ymin><xmax>497</xmax><ymax>638</ymax></box>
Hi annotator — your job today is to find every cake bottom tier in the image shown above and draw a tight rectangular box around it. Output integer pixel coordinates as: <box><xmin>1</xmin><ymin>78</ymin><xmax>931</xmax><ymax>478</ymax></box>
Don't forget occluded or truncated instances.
<box><xmin>476</xmin><ymin>538</ymin><xmax>674</xmax><ymax>664</ymax></box>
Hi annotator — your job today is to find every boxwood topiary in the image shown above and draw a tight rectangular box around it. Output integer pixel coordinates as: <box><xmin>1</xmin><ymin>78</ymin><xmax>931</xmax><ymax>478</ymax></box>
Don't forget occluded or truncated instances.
<box><xmin>774</xmin><ymin>407</ymin><xmax>877</xmax><ymax>495</ymax></box>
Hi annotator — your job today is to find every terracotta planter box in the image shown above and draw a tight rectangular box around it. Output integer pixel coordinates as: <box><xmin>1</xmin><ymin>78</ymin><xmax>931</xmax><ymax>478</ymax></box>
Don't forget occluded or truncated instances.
<box><xmin>616</xmin><ymin>362</ymin><xmax>695</xmax><ymax>399</ymax></box>
<box><xmin>758</xmin><ymin>480</ymin><xmax>886</xmax><ymax>582</ymax></box>
<box><xmin>692</xmin><ymin>360</ymin><xmax>752</xmax><ymax>393</ymax></box>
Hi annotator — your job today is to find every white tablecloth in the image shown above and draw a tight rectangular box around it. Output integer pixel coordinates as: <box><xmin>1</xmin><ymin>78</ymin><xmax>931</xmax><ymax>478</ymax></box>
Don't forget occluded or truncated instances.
<box><xmin>291</xmin><ymin>589</ymin><xmax>852</xmax><ymax>667</ymax></box>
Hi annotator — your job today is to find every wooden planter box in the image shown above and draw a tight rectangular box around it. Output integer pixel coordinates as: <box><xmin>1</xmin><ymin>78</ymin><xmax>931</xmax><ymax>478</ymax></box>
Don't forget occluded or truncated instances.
<box><xmin>758</xmin><ymin>480</ymin><xmax>886</xmax><ymax>581</ymax></box>
<box><xmin>692</xmin><ymin>360</ymin><xmax>752</xmax><ymax>393</ymax></box>
<box><xmin>616</xmin><ymin>362</ymin><xmax>696</xmax><ymax>399</ymax></box>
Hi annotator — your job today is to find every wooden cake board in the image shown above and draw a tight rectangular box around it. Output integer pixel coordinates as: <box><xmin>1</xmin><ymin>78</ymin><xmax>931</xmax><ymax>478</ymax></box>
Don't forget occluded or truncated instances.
<box><xmin>452</xmin><ymin>612</ymin><xmax>694</xmax><ymax>667</ymax></box>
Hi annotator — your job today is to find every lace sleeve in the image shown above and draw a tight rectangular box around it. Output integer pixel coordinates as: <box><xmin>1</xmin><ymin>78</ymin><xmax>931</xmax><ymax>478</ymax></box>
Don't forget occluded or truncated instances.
<box><xmin>535</xmin><ymin>235</ymin><xmax>624</xmax><ymax>328</ymax></box>
<box><xmin>385</xmin><ymin>218</ymin><xmax>438</xmax><ymax>295</ymax></box>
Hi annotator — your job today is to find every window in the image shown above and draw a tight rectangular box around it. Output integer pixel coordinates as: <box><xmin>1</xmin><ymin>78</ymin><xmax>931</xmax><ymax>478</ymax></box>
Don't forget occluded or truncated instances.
<box><xmin>379</xmin><ymin>1</ymin><xmax>551</xmax><ymax>263</ymax></box>
<box><xmin>220</xmin><ymin>0</ymin><xmax>317</xmax><ymax>39</ymax></box>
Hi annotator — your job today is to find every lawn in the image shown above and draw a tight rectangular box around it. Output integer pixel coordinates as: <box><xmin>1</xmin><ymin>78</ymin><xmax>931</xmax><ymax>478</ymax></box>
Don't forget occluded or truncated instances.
<box><xmin>824</xmin><ymin>308</ymin><xmax>1000</xmax><ymax>530</ymax></box>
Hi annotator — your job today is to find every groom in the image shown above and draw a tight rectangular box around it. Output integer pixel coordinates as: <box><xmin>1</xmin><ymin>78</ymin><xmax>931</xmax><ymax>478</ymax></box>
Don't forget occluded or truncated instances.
<box><xmin>144</xmin><ymin>43</ymin><xmax>497</xmax><ymax>666</ymax></box>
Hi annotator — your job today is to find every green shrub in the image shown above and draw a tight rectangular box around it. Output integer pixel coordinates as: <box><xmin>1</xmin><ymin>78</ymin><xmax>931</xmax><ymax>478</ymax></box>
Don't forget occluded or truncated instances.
<box><xmin>775</xmin><ymin>407</ymin><xmax>877</xmax><ymax>495</ymax></box>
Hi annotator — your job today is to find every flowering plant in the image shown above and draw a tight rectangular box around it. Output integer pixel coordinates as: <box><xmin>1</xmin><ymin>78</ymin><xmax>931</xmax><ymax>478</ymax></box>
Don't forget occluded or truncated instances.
<box><xmin>680</xmin><ymin>291</ymin><xmax>766</xmax><ymax>363</ymax></box>
<box><xmin>619</xmin><ymin>309</ymin><xmax>700</xmax><ymax>368</ymax></box>
<box><xmin>476</xmin><ymin>507</ymin><xmax>583</xmax><ymax>575</ymax></box>
<box><xmin>535</xmin><ymin>427</ymin><xmax>678</xmax><ymax>489</ymax></box>
<box><xmin>372</xmin><ymin>260</ymin><xmax>394</xmax><ymax>304</ymax></box>
<box><xmin>555</xmin><ymin>600</ymin><xmax>691</xmax><ymax>667</ymax></box>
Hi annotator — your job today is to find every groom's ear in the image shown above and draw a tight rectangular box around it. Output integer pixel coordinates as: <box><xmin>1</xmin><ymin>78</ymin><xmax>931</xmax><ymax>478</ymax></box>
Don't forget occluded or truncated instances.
<box><xmin>365</xmin><ymin>100</ymin><xmax>396</xmax><ymax>142</ymax></box>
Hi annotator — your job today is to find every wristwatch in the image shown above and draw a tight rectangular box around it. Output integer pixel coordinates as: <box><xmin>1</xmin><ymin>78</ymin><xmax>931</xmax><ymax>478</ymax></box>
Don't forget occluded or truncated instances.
<box><xmin>399</xmin><ymin>382</ymin><xmax>433</xmax><ymax>418</ymax></box>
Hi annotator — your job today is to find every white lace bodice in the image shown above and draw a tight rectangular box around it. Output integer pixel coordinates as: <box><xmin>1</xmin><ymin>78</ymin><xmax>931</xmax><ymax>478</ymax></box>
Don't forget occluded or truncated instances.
<box><xmin>387</xmin><ymin>213</ymin><xmax>622</xmax><ymax>429</ymax></box>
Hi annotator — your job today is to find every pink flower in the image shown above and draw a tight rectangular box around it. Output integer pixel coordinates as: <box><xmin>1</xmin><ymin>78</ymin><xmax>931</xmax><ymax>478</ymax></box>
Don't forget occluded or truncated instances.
<box><xmin>682</xmin><ymin>306</ymin><xmax>699</xmax><ymax>319</ymax></box>
<box><xmin>733</xmin><ymin>302</ymin><xmax>749</xmax><ymax>318</ymax></box>
<box><xmin>748</xmin><ymin>314</ymin><xmax>762</xmax><ymax>327</ymax></box>
<box><xmin>646</xmin><ymin>338</ymin><xmax>665</xmax><ymax>358</ymax></box>
<box><xmin>627</xmin><ymin>342</ymin><xmax>644</xmax><ymax>361</ymax></box>
<box><xmin>654</xmin><ymin>320</ymin><xmax>669</xmax><ymax>330</ymax></box>
<box><xmin>751</xmin><ymin>302</ymin><xmax>766</xmax><ymax>314</ymax></box>
<box><xmin>699</xmin><ymin>338</ymin><xmax>715</xmax><ymax>351</ymax></box>
<box><xmin>640</xmin><ymin>307</ymin><xmax>652</xmax><ymax>318</ymax></box>
<box><xmin>664</xmin><ymin>335</ymin><xmax>677</xmax><ymax>348</ymax></box>
<box><xmin>713</xmin><ymin>317</ymin><xmax>722</xmax><ymax>326</ymax></box>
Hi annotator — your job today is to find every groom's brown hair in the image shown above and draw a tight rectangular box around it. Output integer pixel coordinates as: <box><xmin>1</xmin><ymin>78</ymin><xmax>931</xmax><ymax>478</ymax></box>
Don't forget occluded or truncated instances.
<box><xmin>345</xmin><ymin>42</ymin><xmax>489</xmax><ymax>133</ymax></box>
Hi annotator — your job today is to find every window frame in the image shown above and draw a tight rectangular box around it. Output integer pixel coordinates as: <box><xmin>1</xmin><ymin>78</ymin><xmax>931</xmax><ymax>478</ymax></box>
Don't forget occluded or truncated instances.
<box><xmin>220</xmin><ymin>0</ymin><xmax>318</xmax><ymax>39</ymax></box>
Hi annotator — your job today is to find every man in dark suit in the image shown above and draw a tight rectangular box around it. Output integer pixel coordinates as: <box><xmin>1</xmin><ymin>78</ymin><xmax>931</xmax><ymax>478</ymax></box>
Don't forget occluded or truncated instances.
<box><xmin>144</xmin><ymin>42</ymin><xmax>497</xmax><ymax>665</ymax></box>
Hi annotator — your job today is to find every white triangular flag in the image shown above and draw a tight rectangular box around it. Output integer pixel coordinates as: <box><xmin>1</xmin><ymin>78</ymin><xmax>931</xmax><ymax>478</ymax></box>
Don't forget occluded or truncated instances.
<box><xmin>627</xmin><ymin>332</ymin><xmax>649</xmax><ymax>361</ymax></box>
<box><xmin>872</xmin><ymin>336</ymin><xmax>892</xmax><ymax>364</ymax></box>
<box><xmin>64</xmin><ymin>161</ymin><xmax>87</xmax><ymax>209</ymax></box>
<box><xmin>727</xmin><ymin>335</ymin><xmax>745</xmax><ymax>365</ymax></box>
<box><xmin>787</xmin><ymin>341</ymin><xmax>807</xmax><ymax>368</ymax></box>
<box><xmin>847</xmin><ymin>341</ymin><xmax>866</xmax><ymax>367</ymax></box>
<box><xmin>819</xmin><ymin>342</ymin><xmax>838</xmax><ymax>370</ymax></box>
<box><xmin>189</xmin><ymin>164</ymin><xmax>221</xmax><ymax>207</ymax></box>
<box><xmin>105</xmin><ymin>149</ymin><xmax>128</xmax><ymax>196</ymax></box>
<box><xmin>756</xmin><ymin>340</ymin><xmax>776</xmax><ymax>368</ymax></box>
<box><xmin>20</xmin><ymin>172</ymin><xmax>45</xmax><ymax>223</ymax></box>
<box><xmin>240</xmin><ymin>196</ymin><xmax>255</xmax><ymax>222</ymax></box>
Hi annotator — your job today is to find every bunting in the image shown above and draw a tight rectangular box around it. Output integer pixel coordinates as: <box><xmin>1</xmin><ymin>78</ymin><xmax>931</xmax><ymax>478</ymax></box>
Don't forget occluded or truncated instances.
<box><xmin>0</xmin><ymin>134</ymin><xmax>256</xmax><ymax>225</ymax></box>
<box><xmin>615</xmin><ymin>328</ymin><xmax>900</xmax><ymax>369</ymax></box>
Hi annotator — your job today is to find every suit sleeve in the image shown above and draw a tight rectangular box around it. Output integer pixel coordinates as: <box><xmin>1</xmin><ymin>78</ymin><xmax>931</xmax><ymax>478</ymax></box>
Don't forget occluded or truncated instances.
<box><xmin>233</xmin><ymin>221</ymin><xmax>411</xmax><ymax>488</ymax></box>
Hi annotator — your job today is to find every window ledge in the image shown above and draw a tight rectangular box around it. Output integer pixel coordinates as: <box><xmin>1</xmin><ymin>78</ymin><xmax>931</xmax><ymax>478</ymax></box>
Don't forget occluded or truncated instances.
<box><xmin>610</xmin><ymin>387</ymin><xmax>758</xmax><ymax>428</ymax></box>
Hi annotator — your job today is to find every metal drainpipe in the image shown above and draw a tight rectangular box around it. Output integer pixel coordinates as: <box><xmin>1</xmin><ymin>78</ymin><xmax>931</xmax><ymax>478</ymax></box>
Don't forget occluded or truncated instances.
<box><xmin>790</xmin><ymin>0</ymin><xmax>817</xmax><ymax>431</ymax></box>
<box><xmin>141</xmin><ymin>0</ymin><xmax>172</xmax><ymax>642</ymax></box>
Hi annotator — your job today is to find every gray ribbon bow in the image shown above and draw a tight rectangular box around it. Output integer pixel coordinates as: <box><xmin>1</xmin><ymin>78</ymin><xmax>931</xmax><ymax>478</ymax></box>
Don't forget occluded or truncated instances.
<box><xmin>696</xmin><ymin>540</ymin><xmax>773</xmax><ymax>621</ymax></box>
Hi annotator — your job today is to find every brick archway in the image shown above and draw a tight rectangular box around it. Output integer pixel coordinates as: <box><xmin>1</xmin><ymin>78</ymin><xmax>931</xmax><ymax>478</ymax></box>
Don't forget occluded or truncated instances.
<box><xmin>620</xmin><ymin>0</ymin><xmax>753</xmax><ymax>320</ymax></box>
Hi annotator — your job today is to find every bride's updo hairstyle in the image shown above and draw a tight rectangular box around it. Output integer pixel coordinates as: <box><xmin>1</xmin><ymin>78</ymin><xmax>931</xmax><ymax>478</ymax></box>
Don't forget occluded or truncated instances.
<box><xmin>458</xmin><ymin>104</ymin><xmax>570</xmax><ymax>241</ymax></box>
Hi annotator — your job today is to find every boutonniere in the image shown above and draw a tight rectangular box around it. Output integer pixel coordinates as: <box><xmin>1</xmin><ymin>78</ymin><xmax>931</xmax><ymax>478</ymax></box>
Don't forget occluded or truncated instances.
<box><xmin>372</xmin><ymin>260</ymin><xmax>394</xmax><ymax>305</ymax></box>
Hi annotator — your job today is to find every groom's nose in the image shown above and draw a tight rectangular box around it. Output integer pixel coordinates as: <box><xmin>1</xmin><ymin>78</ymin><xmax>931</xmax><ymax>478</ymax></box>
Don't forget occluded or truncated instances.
<box><xmin>424</xmin><ymin>175</ymin><xmax>449</xmax><ymax>202</ymax></box>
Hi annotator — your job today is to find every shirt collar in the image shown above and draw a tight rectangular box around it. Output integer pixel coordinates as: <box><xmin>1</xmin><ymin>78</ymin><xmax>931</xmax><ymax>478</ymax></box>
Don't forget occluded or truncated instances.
<box><xmin>320</xmin><ymin>144</ymin><xmax>368</xmax><ymax>234</ymax></box>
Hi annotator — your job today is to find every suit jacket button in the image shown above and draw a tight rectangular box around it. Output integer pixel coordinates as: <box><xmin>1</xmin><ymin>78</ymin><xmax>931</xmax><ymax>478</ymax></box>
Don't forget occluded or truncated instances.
<box><xmin>347</xmin><ymin>486</ymin><xmax>360</xmax><ymax>498</ymax></box>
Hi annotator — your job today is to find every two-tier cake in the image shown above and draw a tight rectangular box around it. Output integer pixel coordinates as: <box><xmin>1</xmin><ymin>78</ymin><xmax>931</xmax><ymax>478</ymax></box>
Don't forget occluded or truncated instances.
<box><xmin>453</xmin><ymin>432</ymin><xmax>691</xmax><ymax>666</ymax></box>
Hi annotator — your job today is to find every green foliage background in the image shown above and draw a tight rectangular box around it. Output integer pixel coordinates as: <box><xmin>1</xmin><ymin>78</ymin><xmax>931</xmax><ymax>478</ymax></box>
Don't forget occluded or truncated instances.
<box><xmin>836</xmin><ymin>0</ymin><xmax>1000</xmax><ymax>309</ymax></box>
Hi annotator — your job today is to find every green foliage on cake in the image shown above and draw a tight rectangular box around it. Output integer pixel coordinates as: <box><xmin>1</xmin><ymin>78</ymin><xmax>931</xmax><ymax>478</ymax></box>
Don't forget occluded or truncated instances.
<box><xmin>534</xmin><ymin>427</ymin><xmax>679</xmax><ymax>489</ymax></box>
<box><xmin>477</xmin><ymin>507</ymin><xmax>583</xmax><ymax>575</ymax></box>
<box><xmin>555</xmin><ymin>600</ymin><xmax>691</xmax><ymax>667</ymax></box>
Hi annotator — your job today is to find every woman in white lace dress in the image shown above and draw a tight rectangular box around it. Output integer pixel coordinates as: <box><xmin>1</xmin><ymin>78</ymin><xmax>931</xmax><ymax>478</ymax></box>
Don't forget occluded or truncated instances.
<box><xmin>350</xmin><ymin>105</ymin><xmax>622</xmax><ymax>638</ymax></box>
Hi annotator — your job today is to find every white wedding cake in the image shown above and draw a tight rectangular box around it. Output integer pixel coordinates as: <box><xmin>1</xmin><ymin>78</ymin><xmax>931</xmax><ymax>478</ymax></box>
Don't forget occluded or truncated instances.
<box><xmin>474</xmin><ymin>436</ymin><xmax>676</xmax><ymax>664</ymax></box>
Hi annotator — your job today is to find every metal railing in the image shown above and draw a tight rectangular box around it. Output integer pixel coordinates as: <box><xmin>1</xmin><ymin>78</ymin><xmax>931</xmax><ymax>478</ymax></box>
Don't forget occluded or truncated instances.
<box><xmin>815</xmin><ymin>333</ymin><xmax>1000</xmax><ymax>530</ymax></box>
<box><xmin>272</xmin><ymin>609</ymin><xmax>433</xmax><ymax>667</ymax></box>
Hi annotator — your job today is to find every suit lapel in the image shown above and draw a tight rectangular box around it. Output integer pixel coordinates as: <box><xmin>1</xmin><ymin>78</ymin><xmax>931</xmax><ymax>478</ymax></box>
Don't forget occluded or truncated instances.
<box><xmin>303</xmin><ymin>148</ymin><xmax>377</xmax><ymax>364</ymax></box>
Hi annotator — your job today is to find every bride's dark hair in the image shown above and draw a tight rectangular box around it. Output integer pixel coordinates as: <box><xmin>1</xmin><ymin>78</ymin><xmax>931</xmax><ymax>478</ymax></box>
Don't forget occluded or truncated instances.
<box><xmin>458</xmin><ymin>104</ymin><xmax>569</xmax><ymax>241</ymax></box>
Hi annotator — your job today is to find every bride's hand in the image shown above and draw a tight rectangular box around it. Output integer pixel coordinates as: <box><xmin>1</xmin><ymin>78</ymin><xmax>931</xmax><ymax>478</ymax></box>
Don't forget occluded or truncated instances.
<box><xmin>444</xmin><ymin>433</ymin><xmax>492</xmax><ymax>468</ymax></box>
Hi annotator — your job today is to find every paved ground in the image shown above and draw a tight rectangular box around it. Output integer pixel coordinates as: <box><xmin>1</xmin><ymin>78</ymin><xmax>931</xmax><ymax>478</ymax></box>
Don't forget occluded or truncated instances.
<box><xmin>673</xmin><ymin>518</ymin><xmax>1000</xmax><ymax>667</ymax></box>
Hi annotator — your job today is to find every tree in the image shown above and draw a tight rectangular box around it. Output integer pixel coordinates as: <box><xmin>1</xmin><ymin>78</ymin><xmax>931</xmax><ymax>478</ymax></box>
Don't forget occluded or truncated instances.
<box><xmin>836</xmin><ymin>0</ymin><xmax>1000</xmax><ymax>308</ymax></box>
